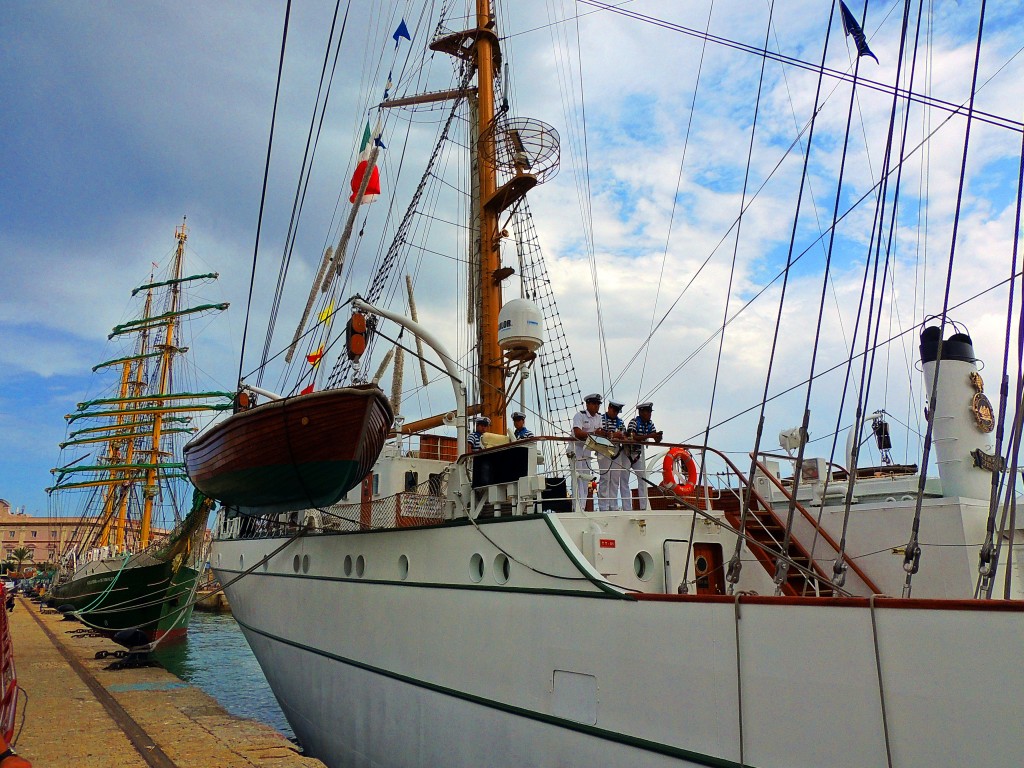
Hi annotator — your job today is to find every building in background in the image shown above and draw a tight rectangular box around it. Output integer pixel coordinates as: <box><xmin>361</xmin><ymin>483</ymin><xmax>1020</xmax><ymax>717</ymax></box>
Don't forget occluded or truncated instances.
<box><xmin>0</xmin><ymin>498</ymin><xmax>175</xmax><ymax>564</ymax></box>
<box><xmin>0</xmin><ymin>499</ymin><xmax>67</xmax><ymax>563</ymax></box>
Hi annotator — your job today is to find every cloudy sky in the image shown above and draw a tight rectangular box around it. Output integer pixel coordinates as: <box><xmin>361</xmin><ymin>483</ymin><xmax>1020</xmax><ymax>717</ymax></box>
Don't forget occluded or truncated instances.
<box><xmin>2</xmin><ymin>0</ymin><xmax>1022</xmax><ymax>515</ymax></box>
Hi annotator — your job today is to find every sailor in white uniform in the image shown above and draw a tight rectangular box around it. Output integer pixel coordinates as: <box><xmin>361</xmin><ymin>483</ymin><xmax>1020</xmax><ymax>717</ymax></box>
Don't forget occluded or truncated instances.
<box><xmin>625</xmin><ymin>402</ymin><xmax>662</xmax><ymax>510</ymax></box>
<box><xmin>571</xmin><ymin>394</ymin><xmax>604</xmax><ymax>510</ymax></box>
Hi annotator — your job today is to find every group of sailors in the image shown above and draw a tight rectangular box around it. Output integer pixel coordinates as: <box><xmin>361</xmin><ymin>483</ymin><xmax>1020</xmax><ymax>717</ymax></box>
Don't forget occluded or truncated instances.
<box><xmin>571</xmin><ymin>393</ymin><xmax>662</xmax><ymax>511</ymax></box>
<box><xmin>466</xmin><ymin>411</ymin><xmax>536</xmax><ymax>452</ymax></box>
<box><xmin>468</xmin><ymin>393</ymin><xmax>663</xmax><ymax>511</ymax></box>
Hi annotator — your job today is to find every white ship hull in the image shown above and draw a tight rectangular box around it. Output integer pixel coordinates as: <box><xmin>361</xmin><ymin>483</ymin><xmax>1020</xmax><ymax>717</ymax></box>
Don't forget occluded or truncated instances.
<box><xmin>213</xmin><ymin>513</ymin><xmax>1024</xmax><ymax>768</ymax></box>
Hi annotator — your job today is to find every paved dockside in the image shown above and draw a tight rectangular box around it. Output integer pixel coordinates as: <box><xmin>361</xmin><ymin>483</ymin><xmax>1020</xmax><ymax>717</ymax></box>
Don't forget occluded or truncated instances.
<box><xmin>8</xmin><ymin>597</ymin><xmax>325</xmax><ymax>768</ymax></box>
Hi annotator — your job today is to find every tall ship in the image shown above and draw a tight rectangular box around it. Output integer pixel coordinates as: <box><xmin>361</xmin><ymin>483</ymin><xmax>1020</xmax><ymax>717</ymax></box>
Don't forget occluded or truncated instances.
<box><xmin>197</xmin><ymin>2</ymin><xmax>1022</xmax><ymax>766</ymax></box>
<box><xmin>48</xmin><ymin>220</ymin><xmax>230</xmax><ymax>641</ymax></box>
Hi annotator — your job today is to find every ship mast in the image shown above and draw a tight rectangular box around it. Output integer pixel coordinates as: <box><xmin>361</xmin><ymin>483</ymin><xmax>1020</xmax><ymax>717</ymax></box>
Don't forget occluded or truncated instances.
<box><xmin>138</xmin><ymin>219</ymin><xmax>188</xmax><ymax>547</ymax></box>
<box><xmin>49</xmin><ymin>219</ymin><xmax>233</xmax><ymax>554</ymax></box>
<box><xmin>382</xmin><ymin>2</ymin><xmax>555</xmax><ymax>436</ymax></box>
<box><xmin>472</xmin><ymin>0</ymin><xmax>505</xmax><ymax>434</ymax></box>
<box><xmin>94</xmin><ymin>358</ymin><xmax>137</xmax><ymax>549</ymax></box>
<box><xmin>112</xmin><ymin>293</ymin><xmax>153</xmax><ymax>551</ymax></box>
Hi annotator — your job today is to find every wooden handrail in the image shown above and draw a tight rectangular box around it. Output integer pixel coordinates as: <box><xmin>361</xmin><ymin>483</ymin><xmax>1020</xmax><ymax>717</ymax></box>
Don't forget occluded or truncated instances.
<box><xmin>752</xmin><ymin>457</ymin><xmax>881</xmax><ymax>595</ymax></box>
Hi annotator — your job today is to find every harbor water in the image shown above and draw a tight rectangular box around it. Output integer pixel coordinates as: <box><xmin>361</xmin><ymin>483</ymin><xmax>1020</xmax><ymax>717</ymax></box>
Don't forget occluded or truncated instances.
<box><xmin>154</xmin><ymin>611</ymin><xmax>293</xmax><ymax>739</ymax></box>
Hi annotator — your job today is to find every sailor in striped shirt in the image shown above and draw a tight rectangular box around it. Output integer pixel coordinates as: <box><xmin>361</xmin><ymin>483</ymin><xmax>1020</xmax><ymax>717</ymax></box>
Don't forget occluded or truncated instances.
<box><xmin>625</xmin><ymin>402</ymin><xmax>662</xmax><ymax>510</ymax></box>
<box><xmin>512</xmin><ymin>411</ymin><xmax>534</xmax><ymax>440</ymax></box>
<box><xmin>597</xmin><ymin>400</ymin><xmax>627</xmax><ymax>511</ymax></box>
<box><xmin>468</xmin><ymin>416</ymin><xmax>490</xmax><ymax>452</ymax></box>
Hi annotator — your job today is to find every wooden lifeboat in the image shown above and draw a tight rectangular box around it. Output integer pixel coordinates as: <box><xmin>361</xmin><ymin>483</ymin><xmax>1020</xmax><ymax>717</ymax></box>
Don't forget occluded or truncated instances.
<box><xmin>184</xmin><ymin>384</ymin><xmax>394</xmax><ymax>511</ymax></box>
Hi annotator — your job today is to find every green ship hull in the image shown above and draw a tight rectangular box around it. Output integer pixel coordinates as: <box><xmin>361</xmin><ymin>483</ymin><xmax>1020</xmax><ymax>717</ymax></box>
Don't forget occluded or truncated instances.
<box><xmin>49</xmin><ymin>558</ymin><xmax>200</xmax><ymax>641</ymax></box>
<box><xmin>48</xmin><ymin>493</ymin><xmax>212</xmax><ymax>642</ymax></box>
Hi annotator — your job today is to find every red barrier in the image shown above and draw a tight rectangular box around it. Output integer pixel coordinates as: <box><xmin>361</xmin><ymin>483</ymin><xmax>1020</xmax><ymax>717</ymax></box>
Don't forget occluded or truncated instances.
<box><xmin>0</xmin><ymin>584</ymin><xmax>17</xmax><ymax>745</ymax></box>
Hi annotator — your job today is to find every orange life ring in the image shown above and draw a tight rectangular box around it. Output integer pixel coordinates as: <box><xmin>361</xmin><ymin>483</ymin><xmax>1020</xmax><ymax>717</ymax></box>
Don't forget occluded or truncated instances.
<box><xmin>662</xmin><ymin>447</ymin><xmax>698</xmax><ymax>495</ymax></box>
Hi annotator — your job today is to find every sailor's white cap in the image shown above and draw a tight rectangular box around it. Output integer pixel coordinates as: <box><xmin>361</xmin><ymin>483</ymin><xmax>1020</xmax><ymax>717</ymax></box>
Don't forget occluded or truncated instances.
<box><xmin>511</xmin><ymin>411</ymin><xmax>526</xmax><ymax>420</ymax></box>
<box><xmin>608</xmin><ymin>400</ymin><xmax>624</xmax><ymax>409</ymax></box>
<box><xmin>474</xmin><ymin>416</ymin><xmax>491</xmax><ymax>425</ymax></box>
<box><xmin>637</xmin><ymin>401</ymin><xmax>654</xmax><ymax>410</ymax></box>
<box><xmin>584</xmin><ymin>393</ymin><xmax>603</xmax><ymax>403</ymax></box>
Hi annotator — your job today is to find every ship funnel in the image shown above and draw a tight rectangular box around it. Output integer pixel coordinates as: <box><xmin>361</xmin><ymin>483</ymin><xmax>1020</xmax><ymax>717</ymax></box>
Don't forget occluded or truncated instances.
<box><xmin>919</xmin><ymin>325</ymin><xmax>996</xmax><ymax>500</ymax></box>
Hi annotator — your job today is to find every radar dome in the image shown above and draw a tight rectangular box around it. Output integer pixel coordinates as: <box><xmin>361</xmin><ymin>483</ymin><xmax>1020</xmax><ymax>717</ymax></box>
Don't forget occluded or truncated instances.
<box><xmin>497</xmin><ymin>299</ymin><xmax>544</xmax><ymax>354</ymax></box>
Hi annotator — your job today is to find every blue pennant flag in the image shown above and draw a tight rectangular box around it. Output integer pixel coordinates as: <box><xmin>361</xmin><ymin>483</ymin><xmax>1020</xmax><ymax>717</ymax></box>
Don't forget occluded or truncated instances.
<box><xmin>392</xmin><ymin>19</ymin><xmax>411</xmax><ymax>47</ymax></box>
<box><xmin>839</xmin><ymin>1</ymin><xmax>879</xmax><ymax>64</ymax></box>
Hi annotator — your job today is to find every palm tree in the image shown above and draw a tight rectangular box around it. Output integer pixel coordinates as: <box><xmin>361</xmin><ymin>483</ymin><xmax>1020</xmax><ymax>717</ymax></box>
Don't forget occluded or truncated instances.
<box><xmin>8</xmin><ymin>547</ymin><xmax>32</xmax><ymax>577</ymax></box>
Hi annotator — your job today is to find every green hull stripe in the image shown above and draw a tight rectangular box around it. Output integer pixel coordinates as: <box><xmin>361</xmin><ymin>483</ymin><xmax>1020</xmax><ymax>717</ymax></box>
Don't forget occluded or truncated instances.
<box><xmin>217</xmin><ymin>566</ymin><xmax>617</xmax><ymax>599</ymax></box>
<box><xmin>234</xmin><ymin>616</ymin><xmax>743</xmax><ymax>768</ymax></box>
<box><xmin>542</xmin><ymin>513</ymin><xmax>630</xmax><ymax>596</ymax></box>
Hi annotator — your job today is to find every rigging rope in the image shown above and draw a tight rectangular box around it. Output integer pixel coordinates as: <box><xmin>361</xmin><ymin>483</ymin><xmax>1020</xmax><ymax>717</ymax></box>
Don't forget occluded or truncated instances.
<box><xmin>630</xmin><ymin>64</ymin><xmax>1010</xmax><ymax>411</ymax></box>
<box><xmin>514</xmin><ymin>197</ymin><xmax>583</xmax><ymax>465</ymax></box>
<box><xmin>326</xmin><ymin>77</ymin><xmax>470</xmax><ymax>388</ymax></box>
<box><xmin>813</xmin><ymin>0</ymin><xmax>922</xmax><ymax>590</ymax></box>
<box><xmin>636</xmin><ymin>0</ymin><xmax>715</xmax><ymax>405</ymax></box>
<box><xmin>979</xmin><ymin>121</ymin><xmax>1024</xmax><ymax>597</ymax></box>
<box><xmin>695</xmin><ymin>0</ymin><xmax>769</xmax><ymax>592</ymax></box>
<box><xmin>683</xmin><ymin>268</ymin><xmax>1022</xmax><ymax>443</ymax></box>
<box><xmin>903</xmin><ymin>0</ymin><xmax>989</xmax><ymax>597</ymax></box>
<box><xmin>577</xmin><ymin>0</ymin><xmax>1023</xmax><ymax>134</ymax></box>
<box><xmin>259</xmin><ymin>0</ymin><xmax>352</xmax><ymax>383</ymax></box>
<box><xmin>839</xmin><ymin>0</ymin><xmax>933</xmax><ymax>578</ymax></box>
<box><xmin>727</xmin><ymin>1</ymin><xmax>836</xmax><ymax>593</ymax></box>
<box><xmin>238</xmin><ymin>0</ymin><xmax>292</xmax><ymax>389</ymax></box>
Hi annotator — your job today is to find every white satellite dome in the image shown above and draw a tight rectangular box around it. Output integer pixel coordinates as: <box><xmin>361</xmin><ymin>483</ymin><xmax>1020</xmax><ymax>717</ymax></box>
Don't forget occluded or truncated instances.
<box><xmin>497</xmin><ymin>298</ymin><xmax>544</xmax><ymax>353</ymax></box>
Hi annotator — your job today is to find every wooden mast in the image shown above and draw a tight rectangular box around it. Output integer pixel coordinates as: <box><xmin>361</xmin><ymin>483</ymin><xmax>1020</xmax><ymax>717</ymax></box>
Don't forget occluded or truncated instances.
<box><xmin>98</xmin><ymin>358</ymin><xmax>135</xmax><ymax>548</ymax></box>
<box><xmin>473</xmin><ymin>0</ymin><xmax>505</xmax><ymax>434</ymax></box>
<box><xmin>425</xmin><ymin>2</ymin><xmax>543</xmax><ymax>435</ymax></box>
<box><xmin>113</xmin><ymin>293</ymin><xmax>152</xmax><ymax>551</ymax></box>
<box><xmin>139</xmin><ymin>218</ymin><xmax>187</xmax><ymax>547</ymax></box>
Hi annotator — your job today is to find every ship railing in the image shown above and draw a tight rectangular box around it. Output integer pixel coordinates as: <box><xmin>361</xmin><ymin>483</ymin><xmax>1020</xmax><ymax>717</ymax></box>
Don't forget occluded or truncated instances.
<box><xmin>223</xmin><ymin>472</ymin><xmax>455</xmax><ymax>538</ymax></box>
<box><xmin>315</xmin><ymin>488</ymin><xmax>450</xmax><ymax>532</ymax></box>
<box><xmin>457</xmin><ymin>437</ymin><xmax>734</xmax><ymax>517</ymax></box>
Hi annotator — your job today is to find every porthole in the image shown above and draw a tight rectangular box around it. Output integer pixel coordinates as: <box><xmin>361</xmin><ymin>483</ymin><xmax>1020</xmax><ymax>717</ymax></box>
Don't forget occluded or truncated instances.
<box><xmin>493</xmin><ymin>553</ymin><xmax>511</xmax><ymax>584</ymax></box>
<box><xmin>634</xmin><ymin>551</ymin><xmax>655</xmax><ymax>581</ymax></box>
<box><xmin>292</xmin><ymin>554</ymin><xmax>301</xmax><ymax>573</ymax></box>
<box><xmin>695</xmin><ymin>556</ymin><xmax>709</xmax><ymax>573</ymax></box>
<box><xmin>356</xmin><ymin>555</ymin><xmax>366</xmax><ymax>578</ymax></box>
<box><xmin>470</xmin><ymin>553</ymin><xmax>485</xmax><ymax>583</ymax></box>
<box><xmin>343</xmin><ymin>555</ymin><xmax>353</xmax><ymax>577</ymax></box>
<box><xmin>302</xmin><ymin>554</ymin><xmax>310</xmax><ymax>574</ymax></box>
<box><xmin>398</xmin><ymin>554</ymin><xmax>409</xmax><ymax>580</ymax></box>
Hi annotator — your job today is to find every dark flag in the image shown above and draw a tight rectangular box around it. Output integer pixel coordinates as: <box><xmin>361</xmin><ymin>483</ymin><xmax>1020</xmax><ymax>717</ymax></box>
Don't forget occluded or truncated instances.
<box><xmin>392</xmin><ymin>19</ymin><xmax>411</xmax><ymax>47</ymax></box>
<box><xmin>839</xmin><ymin>1</ymin><xmax>879</xmax><ymax>64</ymax></box>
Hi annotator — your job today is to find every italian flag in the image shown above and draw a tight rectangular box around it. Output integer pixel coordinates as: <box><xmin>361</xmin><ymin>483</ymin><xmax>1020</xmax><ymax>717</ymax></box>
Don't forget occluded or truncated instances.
<box><xmin>349</xmin><ymin>121</ymin><xmax>381</xmax><ymax>204</ymax></box>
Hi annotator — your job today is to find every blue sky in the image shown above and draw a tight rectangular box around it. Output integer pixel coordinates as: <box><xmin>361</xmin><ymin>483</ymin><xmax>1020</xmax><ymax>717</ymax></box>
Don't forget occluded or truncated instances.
<box><xmin>2</xmin><ymin>1</ymin><xmax>1022</xmax><ymax>515</ymax></box>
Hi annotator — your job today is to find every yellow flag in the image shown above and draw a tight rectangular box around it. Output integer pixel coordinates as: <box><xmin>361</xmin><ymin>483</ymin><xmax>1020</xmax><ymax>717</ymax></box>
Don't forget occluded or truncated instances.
<box><xmin>318</xmin><ymin>303</ymin><xmax>334</xmax><ymax>323</ymax></box>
